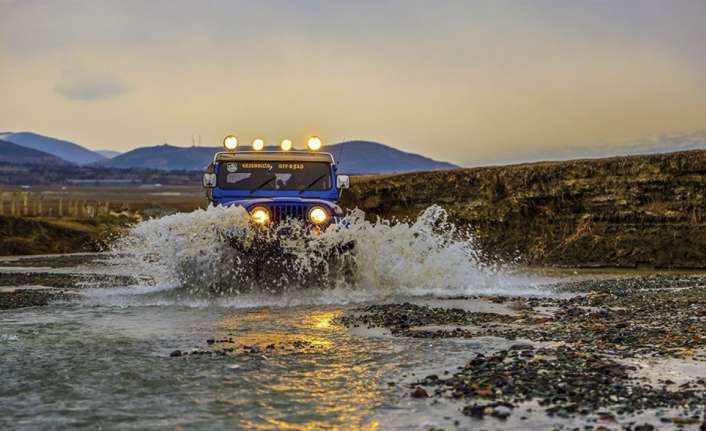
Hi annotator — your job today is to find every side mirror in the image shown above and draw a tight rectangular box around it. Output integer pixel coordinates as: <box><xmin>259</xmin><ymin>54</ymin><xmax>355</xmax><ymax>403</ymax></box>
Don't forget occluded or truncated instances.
<box><xmin>203</xmin><ymin>173</ymin><xmax>217</xmax><ymax>188</ymax></box>
<box><xmin>336</xmin><ymin>174</ymin><xmax>350</xmax><ymax>190</ymax></box>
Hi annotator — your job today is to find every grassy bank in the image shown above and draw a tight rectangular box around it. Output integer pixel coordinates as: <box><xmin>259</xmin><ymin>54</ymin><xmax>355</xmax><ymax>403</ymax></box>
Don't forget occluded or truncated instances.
<box><xmin>0</xmin><ymin>185</ymin><xmax>204</xmax><ymax>256</ymax></box>
<box><xmin>0</xmin><ymin>216</ymin><xmax>125</xmax><ymax>255</ymax></box>
<box><xmin>340</xmin><ymin>150</ymin><xmax>706</xmax><ymax>268</ymax></box>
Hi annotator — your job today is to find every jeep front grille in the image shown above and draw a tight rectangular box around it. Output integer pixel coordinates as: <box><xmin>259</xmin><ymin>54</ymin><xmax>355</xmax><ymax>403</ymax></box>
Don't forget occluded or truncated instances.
<box><xmin>270</xmin><ymin>203</ymin><xmax>308</xmax><ymax>223</ymax></box>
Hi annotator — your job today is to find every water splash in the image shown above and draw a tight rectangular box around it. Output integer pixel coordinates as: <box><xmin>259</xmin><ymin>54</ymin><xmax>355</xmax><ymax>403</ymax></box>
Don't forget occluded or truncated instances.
<box><xmin>106</xmin><ymin>205</ymin><xmax>547</xmax><ymax>304</ymax></box>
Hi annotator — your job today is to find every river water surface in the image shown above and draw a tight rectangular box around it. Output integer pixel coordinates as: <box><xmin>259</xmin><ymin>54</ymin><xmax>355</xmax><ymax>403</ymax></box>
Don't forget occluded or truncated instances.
<box><xmin>2</xmin><ymin>207</ymin><xmax>566</xmax><ymax>430</ymax></box>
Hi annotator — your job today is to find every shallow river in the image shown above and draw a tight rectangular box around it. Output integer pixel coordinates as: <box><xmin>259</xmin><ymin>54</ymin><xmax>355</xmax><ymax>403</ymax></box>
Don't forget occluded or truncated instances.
<box><xmin>0</xmin><ymin>248</ymin><xmax>555</xmax><ymax>430</ymax></box>
<box><xmin>1</xmin><ymin>296</ymin><xmax>530</xmax><ymax>430</ymax></box>
<box><xmin>6</xmin><ymin>207</ymin><xmax>700</xmax><ymax>430</ymax></box>
<box><xmin>0</xmin><ymin>207</ymin><xmax>560</xmax><ymax>430</ymax></box>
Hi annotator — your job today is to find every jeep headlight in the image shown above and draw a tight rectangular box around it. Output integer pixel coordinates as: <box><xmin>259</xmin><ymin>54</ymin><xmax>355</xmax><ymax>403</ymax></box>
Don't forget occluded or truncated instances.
<box><xmin>250</xmin><ymin>206</ymin><xmax>271</xmax><ymax>225</ymax></box>
<box><xmin>308</xmin><ymin>206</ymin><xmax>330</xmax><ymax>225</ymax></box>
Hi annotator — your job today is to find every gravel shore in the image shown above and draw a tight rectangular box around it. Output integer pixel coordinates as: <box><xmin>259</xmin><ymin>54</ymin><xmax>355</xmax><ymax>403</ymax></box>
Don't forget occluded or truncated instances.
<box><xmin>338</xmin><ymin>274</ymin><xmax>706</xmax><ymax>428</ymax></box>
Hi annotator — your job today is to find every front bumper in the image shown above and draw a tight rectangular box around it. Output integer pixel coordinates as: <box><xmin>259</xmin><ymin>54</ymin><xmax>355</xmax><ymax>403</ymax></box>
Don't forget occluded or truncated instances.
<box><xmin>224</xmin><ymin>223</ymin><xmax>352</xmax><ymax>254</ymax></box>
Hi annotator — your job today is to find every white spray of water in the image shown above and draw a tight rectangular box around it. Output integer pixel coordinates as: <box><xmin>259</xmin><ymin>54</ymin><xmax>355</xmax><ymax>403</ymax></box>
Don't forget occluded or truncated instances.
<box><xmin>101</xmin><ymin>205</ymin><xmax>548</xmax><ymax>306</ymax></box>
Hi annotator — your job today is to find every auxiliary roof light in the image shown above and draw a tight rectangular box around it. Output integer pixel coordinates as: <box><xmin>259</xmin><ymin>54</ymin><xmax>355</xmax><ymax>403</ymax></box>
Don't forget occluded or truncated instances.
<box><xmin>252</xmin><ymin>138</ymin><xmax>265</xmax><ymax>151</ymax></box>
<box><xmin>223</xmin><ymin>135</ymin><xmax>238</xmax><ymax>151</ymax></box>
<box><xmin>306</xmin><ymin>136</ymin><xmax>323</xmax><ymax>151</ymax></box>
<box><xmin>280</xmin><ymin>139</ymin><xmax>293</xmax><ymax>151</ymax></box>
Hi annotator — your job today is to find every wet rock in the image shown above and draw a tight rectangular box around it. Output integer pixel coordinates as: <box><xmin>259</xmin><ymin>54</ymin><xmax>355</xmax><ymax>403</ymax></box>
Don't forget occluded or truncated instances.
<box><xmin>672</xmin><ymin>417</ymin><xmax>700</xmax><ymax>425</ymax></box>
<box><xmin>462</xmin><ymin>402</ymin><xmax>514</xmax><ymax>420</ymax></box>
<box><xmin>411</xmin><ymin>387</ymin><xmax>429</xmax><ymax>398</ymax></box>
<box><xmin>490</xmin><ymin>405</ymin><xmax>512</xmax><ymax>420</ymax></box>
<box><xmin>509</xmin><ymin>343</ymin><xmax>534</xmax><ymax>351</ymax></box>
<box><xmin>462</xmin><ymin>404</ymin><xmax>487</xmax><ymax>419</ymax></box>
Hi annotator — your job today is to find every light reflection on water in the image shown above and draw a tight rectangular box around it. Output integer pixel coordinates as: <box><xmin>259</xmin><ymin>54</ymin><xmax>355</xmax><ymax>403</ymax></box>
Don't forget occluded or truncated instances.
<box><xmin>215</xmin><ymin>308</ymin><xmax>385</xmax><ymax>430</ymax></box>
<box><xmin>3</xmin><ymin>302</ymin><xmax>473</xmax><ymax>430</ymax></box>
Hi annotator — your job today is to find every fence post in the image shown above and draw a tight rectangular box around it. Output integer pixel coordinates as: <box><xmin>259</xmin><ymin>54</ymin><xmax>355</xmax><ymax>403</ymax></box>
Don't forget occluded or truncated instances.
<box><xmin>22</xmin><ymin>192</ymin><xmax>29</xmax><ymax>216</ymax></box>
<box><xmin>10</xmin><ymin>193</ymin><xmax>16</xmax><ymax>216</ymax></box>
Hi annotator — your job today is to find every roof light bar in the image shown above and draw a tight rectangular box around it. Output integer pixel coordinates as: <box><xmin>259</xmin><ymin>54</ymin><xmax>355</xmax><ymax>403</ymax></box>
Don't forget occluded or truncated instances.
<box><xmin>307</xmin><ymin>136</ymin><xmax>323</xmax><ymax>151</ymax></box>
<box><xmin>280</xmin><ymin>139</ymin><xmax>293</xmax><ymax>151</ymax></box>
<box><xmin>223</xmin><ymin>135</ymin><xmax>238</xmax><ymax>151</ymax></box>
<box><xmin>252</xmin><ymin>138</ymin><xmax>265</xmax><ymax>151</ymax></box>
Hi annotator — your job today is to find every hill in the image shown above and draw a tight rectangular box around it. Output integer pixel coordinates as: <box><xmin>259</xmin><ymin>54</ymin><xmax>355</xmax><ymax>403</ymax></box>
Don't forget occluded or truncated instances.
<box><xmin>98</xmin><ymin>141</ymin><xmax>456</xmax><ymax>174</ymax></box>
<box><xmin>341</xmin><ymin>149</ymin><xmax>706</xmax><ymax>268</ymax></box>
<box><xmin>96</xmin><ymin>144</ymin><xmax>217</xmax><ymax>171</ymax></box>
<box><xmin>328</xmin><ymin>141</ymin><xmax>456</xmax><ymax>174</ymax></box>
<box><xmin>0</xmin><ymin>140</ymin><xmax>71</xmax><ymax>165</ymax></box>
<box><xmin>96</xmin><ymin>150</ymin><xmax>121</xmax><ymax>158</ymax></box>
<box><xmin>0</xmin><ymin>132</ymin><xmax>105</xmax><ymax>164</ymax></box>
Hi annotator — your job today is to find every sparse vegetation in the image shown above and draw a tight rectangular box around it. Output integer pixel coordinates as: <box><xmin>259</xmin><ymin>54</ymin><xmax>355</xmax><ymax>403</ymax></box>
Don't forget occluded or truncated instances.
<box><xmin>0</xmin><ymin>185</ymin><xmax>205</xmax><ymax>255</ymax></box>
<box><xmin>341</xmin><ymin>150</ymin><xmax>706</xmax><ymax>268</ymax></box>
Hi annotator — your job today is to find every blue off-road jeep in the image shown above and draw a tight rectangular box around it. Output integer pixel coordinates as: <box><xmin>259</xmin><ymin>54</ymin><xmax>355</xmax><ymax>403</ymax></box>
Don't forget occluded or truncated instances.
<box><xmin>202</xmin><ymin>136</ymin><xmax>353</xmax><ymax>275</ymax></box>
<box><xmin>203</xmin><ymin>135</ymin><xmax>350</xmax><ymax>226</ymax></box>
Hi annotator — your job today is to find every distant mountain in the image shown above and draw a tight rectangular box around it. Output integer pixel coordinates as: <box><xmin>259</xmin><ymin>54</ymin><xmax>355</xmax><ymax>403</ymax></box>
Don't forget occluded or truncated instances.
<box><xmin>616</xmin><ymin>130</ymin><xmax>706</xmax><ymax>156</ymax></box>
<box><xmin>96</xmin><ymin>144</ymin><xmax>218</xmax><ymax>171</ymax></box>
<box><xmin>97</xmin><ymin>141</ymin><xmax>457</xmax><ymax>174</ymax></box>
<box><xmin>0</xmin><ymin>139</ymin><xmax>71</xmax><ymax>165</ymax></box>
<box><xmin>0</xmin><ymin>132</ymin><xmax>105</xmax><ymax>164</ymax></box>
<box><xmin>523</xmin><ymin>130</ymin><xmax>706</xmax><ymax>164</ymax></box>
<box><xmin>329</xmin><ymin>140</ymin><xmax>456</xmax><ymax>174</ymax></box>
<box><xmin>95</xmin><ymin>150</ymin><xmax>122</xmax><ymax>159</ymax></box>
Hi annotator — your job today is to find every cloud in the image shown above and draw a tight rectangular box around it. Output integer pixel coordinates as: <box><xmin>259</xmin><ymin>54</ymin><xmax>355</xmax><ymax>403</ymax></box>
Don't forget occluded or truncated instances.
<box><xmin>54</xmin><ymin>70</ymin><xmax>132</xmax><ymax>101</ymax></box>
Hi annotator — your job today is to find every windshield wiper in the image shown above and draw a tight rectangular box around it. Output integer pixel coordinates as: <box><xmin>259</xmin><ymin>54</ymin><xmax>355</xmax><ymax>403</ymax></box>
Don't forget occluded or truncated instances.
<box><xmin>299</xmin><ymin>174</ymin><xmax>327</xmax><ymax>194</ymax></box>
<box><xmin>250</xmin><ymin>176</ymin><xmax>275</xmax><ymax>193</ymax></box>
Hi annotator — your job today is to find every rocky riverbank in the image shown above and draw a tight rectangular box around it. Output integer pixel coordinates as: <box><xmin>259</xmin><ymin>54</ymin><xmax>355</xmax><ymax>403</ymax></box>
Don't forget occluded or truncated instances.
<box><xmin>341</xmin><ymin>150</ymin><xmax>706</xmax><ymax>268</ymax></box>
<box><xmin>336</xmin><ymin>274</ymin><xmax>706</xmax><ymax>428</ymax></box>
<box><xmin>0</xmin><ymin>253</ymin><xmax>138</xmax><ymax>309</ymax></box>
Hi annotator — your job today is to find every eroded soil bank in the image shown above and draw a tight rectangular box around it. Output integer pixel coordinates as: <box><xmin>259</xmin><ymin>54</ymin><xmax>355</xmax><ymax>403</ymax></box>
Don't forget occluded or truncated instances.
<box><xmin>341</xmin><ymin>150</ymin><xmax>706</xmax><ymax>268</ymax></box>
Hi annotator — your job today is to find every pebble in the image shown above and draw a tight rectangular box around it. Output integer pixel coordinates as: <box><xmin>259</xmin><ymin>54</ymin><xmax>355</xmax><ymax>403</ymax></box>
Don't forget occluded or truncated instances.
<box><xmin>491</xmin><ymin>405</ymin><xmax>512</xmax><ymax>419</ymax></box>
<box><xmin>411</xmin><ymin>387</ymin><xmax>429</xmax><ymax>398</ymax></box>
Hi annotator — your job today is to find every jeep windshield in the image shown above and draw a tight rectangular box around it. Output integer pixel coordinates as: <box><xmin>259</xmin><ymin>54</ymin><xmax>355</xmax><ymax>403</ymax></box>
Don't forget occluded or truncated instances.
<box><xmin>217</xmin><ymin>161</ymin><xmax>332</xmax><ymax>191</ymax></box>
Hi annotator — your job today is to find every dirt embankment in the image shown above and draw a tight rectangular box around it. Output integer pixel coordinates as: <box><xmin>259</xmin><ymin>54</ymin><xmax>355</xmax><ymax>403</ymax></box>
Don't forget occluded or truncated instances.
<box><xmin>341</xmin><ymin>150</ymin><xmax>706</xmax><ymax>268</ymax></box>
<box><xmin>0</xmin><ymin>216</ymin><xmax>123</xmax><ymax>255</ymax></box>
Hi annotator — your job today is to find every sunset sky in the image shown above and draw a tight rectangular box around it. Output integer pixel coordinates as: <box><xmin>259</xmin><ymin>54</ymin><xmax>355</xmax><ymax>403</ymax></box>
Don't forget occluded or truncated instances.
<box><xmin>1</xmin><ymin>0</ymin><xmax>706</xmax><ymax>166</ymax></box>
